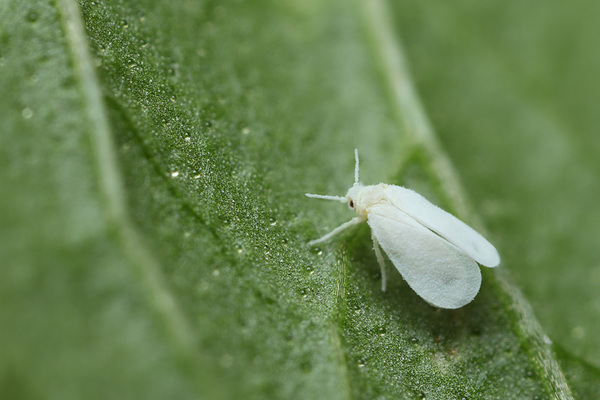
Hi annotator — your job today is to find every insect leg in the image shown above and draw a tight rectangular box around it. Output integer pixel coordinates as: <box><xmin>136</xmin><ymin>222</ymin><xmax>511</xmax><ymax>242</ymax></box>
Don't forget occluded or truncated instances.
<box><xmin>308</xmin><ymin>216</ymin><xmax>365</xmax><ymax>246</ymax></box>
<box><xmin>371</xmin><ymin>233</ymin><xmax>387</xmax><ymax>292</ymax></box>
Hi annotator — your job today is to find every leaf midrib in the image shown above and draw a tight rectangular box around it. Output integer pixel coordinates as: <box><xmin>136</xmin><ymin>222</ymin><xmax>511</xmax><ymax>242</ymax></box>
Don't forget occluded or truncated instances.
<box><xmin>359</xmin><ymin>0</ymin><xmax>572</xmax><ymax>398</ymax></box>
<box><xmin>57</xmin><ymin>0</ymin><xmax>196</xmax><ymax>359</ymax></box>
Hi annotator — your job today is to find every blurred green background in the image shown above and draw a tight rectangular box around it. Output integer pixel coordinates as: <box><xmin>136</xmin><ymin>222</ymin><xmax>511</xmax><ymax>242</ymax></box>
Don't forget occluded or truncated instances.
<box><xmin>1</xmin><ymin>0</ymin><xmax>599</xmax><ymax>398</ymax></box>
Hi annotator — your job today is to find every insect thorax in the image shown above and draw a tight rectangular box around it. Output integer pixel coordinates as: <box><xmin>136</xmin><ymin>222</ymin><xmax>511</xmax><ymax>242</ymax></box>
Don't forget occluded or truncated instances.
<box><xmin>346</xmin><ymin>184</ymin><xmax>389</xmax><ymax>216</ymax></box>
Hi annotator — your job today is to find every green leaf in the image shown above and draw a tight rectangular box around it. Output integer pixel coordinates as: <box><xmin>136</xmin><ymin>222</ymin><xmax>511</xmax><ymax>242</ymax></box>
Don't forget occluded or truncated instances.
<box><xmin>389</xmin><ymin>1</ymin><xmax>600</xmax><ymax>398</ymax></box>
<box><xmin>1</xmin><ymin>0</ymin><xmax>597</xmax><ymax>398</ymax></box>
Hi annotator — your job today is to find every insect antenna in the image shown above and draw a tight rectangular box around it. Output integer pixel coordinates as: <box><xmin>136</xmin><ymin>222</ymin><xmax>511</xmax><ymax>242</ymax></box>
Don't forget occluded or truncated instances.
<box><xmin>305</xmin><ymin>193</ymin><xmax>347</xmax><ymax>202</ymax></box>
<box><xmin>354</xmin><ymin>148</ymin><xmax>360</xmax><ymax>185</ymax></box>
<box><xmin>305</xmin><ymin>149</ymin><xmax>361</xmax><ymax>202</ymax></box>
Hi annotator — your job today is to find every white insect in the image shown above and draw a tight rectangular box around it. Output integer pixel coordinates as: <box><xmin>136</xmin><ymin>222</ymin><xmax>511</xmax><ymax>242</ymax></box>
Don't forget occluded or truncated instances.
<box><xmin>306</xmin><ymin>149</ymin><xmax>500</xmax><ymax>309</ymax></box>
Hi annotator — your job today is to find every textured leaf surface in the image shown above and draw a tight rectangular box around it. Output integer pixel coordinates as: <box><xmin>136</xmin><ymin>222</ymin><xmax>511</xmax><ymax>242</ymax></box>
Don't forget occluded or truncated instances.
<box><xmin>1</xmin><ymin>0</ymin><xmax>597</xmax><ymax>398</ymax></box>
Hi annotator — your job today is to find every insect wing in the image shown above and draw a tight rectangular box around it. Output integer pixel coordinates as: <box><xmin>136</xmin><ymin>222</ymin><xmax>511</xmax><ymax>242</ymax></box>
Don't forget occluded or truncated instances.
<box><xmin>367</xmin><ymin>204</ymin><xmax>482</xmax><ymax>309</ymax></box>
<box><xmin>384</xmin><ymin>186</ymin><xmax>500</xmax><ymax>268</ymax></box>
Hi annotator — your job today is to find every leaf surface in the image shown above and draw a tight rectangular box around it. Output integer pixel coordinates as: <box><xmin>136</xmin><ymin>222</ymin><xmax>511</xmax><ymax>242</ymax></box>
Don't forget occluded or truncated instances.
<box><xmin>2</xmin><ymin>0</ymin><xmax>596</xmax><ymax>398</ymax></box>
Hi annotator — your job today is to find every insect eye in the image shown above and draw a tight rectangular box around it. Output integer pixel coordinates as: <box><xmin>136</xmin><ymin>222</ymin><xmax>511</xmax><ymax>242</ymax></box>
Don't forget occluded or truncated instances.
<box><xmin>348</xmin><ymin>200</ymin><xmax>354</xmax><ymax>209</ymax></box>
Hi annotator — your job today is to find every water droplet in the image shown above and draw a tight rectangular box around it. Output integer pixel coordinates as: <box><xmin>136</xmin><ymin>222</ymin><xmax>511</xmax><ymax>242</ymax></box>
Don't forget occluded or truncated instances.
<box><xmin>219</xmin><ymin>353</ymin><xmax>233</xmax><ymax>368</ymax></box>
<box><xmin>526</xmin><ymin>370</ymin><xmax>533</xmax><ymax>378</ymax></box>
<box><xmin>184</xmin><ymin>136</ymin><xmax>191</xmax><ymax>142</ymax></box>
<box><xmin>21</xmin><ymin>107</ymin><xmax>33</xmax><ymax>119</ymax></box>
<box><xmin>571</xmin><ymin>326</ymin><xmax>584</xmax><ymax>339</ymax></box>
<box><xmin>120</xmin><ymin>19</ymin><xmax>129</xmax><ymax>28</ymax></box>
<box><xmin>241</xmin><ymin>127</ymin><xmax>250</xmax><ymax>135</ymax></box>
<box><xmin>170</xmin><ymin>171</ymin><xmax>179</xmax><ymax>178</ymax></box>
<box><xmin>27</xmin><ymin>11</ymin><xmax>39</xmax><ymax>22</ymax></box>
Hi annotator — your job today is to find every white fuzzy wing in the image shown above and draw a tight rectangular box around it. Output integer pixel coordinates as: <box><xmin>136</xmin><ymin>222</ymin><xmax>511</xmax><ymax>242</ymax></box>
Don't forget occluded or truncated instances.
<box><xmin>367</xmin><ymin>204</ymin><xmax>482</xmax><ymax>309</ymax></box>
<box><xmin>384</xmin><ymin>185</ymin><xmax>500</xmax><ymax>268</ymax></box>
